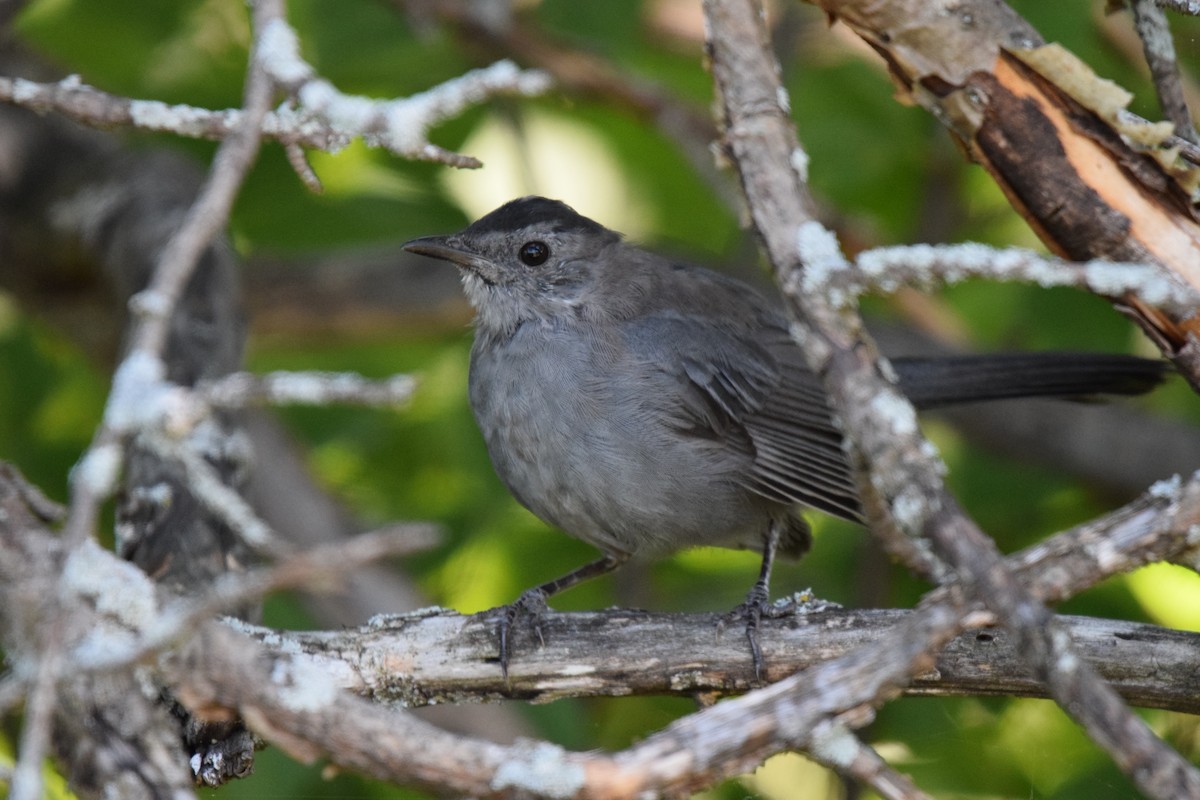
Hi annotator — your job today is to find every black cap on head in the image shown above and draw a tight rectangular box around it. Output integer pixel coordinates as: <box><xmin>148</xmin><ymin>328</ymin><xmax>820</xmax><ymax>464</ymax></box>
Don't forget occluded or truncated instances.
<box><xmin>465</xmin><ymin>196</ymin><xmax>613</xmax><ymax>239</ymax></box>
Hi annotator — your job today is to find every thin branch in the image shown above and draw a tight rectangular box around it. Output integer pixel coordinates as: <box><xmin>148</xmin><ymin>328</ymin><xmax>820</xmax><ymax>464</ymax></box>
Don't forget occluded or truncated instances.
<box><xmin>1116</xmin><ymin>107</ymin><xmax>1200</xmax><ymax>165</ymax></box>
<box><xmin>123</xmin><ymin>368</ymin><xmax>419</xmax><ymax>556</ymax></box>
<box><xmin>61</xmin><ymin>3</ymin><xmax>277</xmax><ymax>547</ymax></box>
<box><xmin>141</xmin><ymin>429</ymin><xmax>288</xmax><ymax>557</ymax></box>
<box><xmin>808</xmin><ymin>724</ymin><xmax>932</xmax><ymax>800</ymax></box>
<box><xmin>77</xmin><ymin>524</ymin><xmax>439</xmax><ymax>672</ymax></box>
<box><xmin>257</xmin><ymin>16</ymin><xmax>550</xmax><ymax>168</ymax></box>
<box><xmin>0</xmin><ymin>62</ymin><xmax>551</xmax><ymax>170</ymax></box>
<box><xmin>201</xmin><ymin>370</ymin><xmax>418</xmax><ymax>409</ymax></box>
<box><xmin>126</xmin><ymin>46</ymin><xmax>275</xmax><ymax>362</ymax></box>
<box><xmin>1156</xmin><ymin>0</ymin><xmax>1200</xmax><ymax>14</ymax></box>
<box><xmin>284</xmin><ymin>140</ymin><xmax>323</xmax><ymax>191</ymax></box>
<box><xmin>1131</xmin><ymin>0</ymin><xmax>1198</xmax><ymax>143</ymax></box>
<box><xmin>8</xmin><ymin>646</ymin><xmax>63</xmax><ymax>800</ymax></box>
<box><xmin>845</xmin><ymin>242</ymin><xmax>1200</xmax><ymax>316</ymax></box>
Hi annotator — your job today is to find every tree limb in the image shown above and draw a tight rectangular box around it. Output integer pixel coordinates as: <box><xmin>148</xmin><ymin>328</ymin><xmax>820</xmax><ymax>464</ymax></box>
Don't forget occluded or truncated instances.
<box><xmin>810</xmin><ymin>0</ymin><xmax>1200</xmax><ymax>387</ymax></box>
<box><xmin>704</xmin><ymin>0</ymin><xmax>1200</xmax><ymax>796</ymax></box>
<box><xmin>234</xmin><ymin>470</ymin><xmax>1200</xmax><ymax>711</ymax></box>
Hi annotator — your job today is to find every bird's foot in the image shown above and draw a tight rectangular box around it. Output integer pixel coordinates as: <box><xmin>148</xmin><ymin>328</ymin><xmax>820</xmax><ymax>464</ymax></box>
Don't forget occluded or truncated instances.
<box><xmin>720</xmin><ymin>588</ymin><xmax>841</xmax><ymax>683</ymax></box>
<box><xmin>479</xmin><ymin>587</ymin><xmax>550</xmax><ymax>679</ymax></box>
<box><xmin>719</xmin><ymin>582</ymin><xmax>776</xmax><ymax>684</ymax></box>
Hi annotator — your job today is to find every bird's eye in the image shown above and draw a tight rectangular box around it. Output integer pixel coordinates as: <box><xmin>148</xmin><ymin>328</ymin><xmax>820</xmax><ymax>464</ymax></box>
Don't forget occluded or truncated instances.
<box><xmin>518</xmin><ymin>241</ymin><xmax>550</xmax><ymax>266</ymax></box>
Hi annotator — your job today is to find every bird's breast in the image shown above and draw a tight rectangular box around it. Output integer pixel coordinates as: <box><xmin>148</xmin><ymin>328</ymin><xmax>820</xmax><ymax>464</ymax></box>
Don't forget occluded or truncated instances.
<box><xmin>467</xmin><ymin>325</ymin><xmax>773</xmax><ymax>556</ymax></box>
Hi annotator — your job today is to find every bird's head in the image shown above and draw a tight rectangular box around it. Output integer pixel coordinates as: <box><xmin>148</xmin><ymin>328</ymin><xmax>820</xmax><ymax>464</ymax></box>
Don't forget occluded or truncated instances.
<box><xmin>403</xmin><ymin>196</ymin><xmax>623</xmax><ymax>336</ymax></box>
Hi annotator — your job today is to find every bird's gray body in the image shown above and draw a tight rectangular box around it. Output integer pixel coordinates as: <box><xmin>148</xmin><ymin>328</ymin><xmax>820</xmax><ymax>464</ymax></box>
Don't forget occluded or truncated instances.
<box><xmin>467</xmin><ymin>254</ymin><xmax>841</xmax><ymax>560</ymax></box>
<box><xmin>406</xmin><ymin>196</ymin><xmax>1165</xmax><ymax>568</ymax></box>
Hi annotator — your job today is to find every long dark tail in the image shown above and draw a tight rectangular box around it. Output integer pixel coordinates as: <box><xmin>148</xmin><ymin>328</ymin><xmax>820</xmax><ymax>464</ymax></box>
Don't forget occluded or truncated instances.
<box><xmin>894</xmin><ymin>353</ymin><xmax>1168</xmax><ymax>409</ymax></box>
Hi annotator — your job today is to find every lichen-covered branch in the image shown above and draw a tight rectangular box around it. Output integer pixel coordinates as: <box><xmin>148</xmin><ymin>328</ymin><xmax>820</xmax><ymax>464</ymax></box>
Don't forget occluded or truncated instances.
<box><xmin>1157</xmin><ymin>0</ymin><xmax>1200</xmax><ymax>15</ymax></box>
<box><xmin>5</xmin><ymin>451</ymin><xmax>1198</xmax><ymax>799</ymax></box>
<box><xmin>237</xmin><ymin>471</ymin><xmax>1200</xmax><ymax>712</ymax></box>
<box><xmin>840</xmin><ymin>241</ymin><xmax>1200</xmax><ymax>316</ymax></box>
<box><xmin>703</xmin><ymin>0</ymin><xmax>1200</xmax><ymax>797</ymax></box>
<box><xmin>0</xmin><ymin>63</ymin><xmax>551</xmax><ymax>170</ymax></box>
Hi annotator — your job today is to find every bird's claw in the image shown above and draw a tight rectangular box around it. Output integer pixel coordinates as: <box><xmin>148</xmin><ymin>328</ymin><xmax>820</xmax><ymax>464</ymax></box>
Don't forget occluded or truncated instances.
<box><xmin>485</xmin><ymin>587</ymin><xmax>550</xmax><ymax>679</ymax></box>
<box><xmin>720</xmin><ymin>582</ymin><xmax>797</xmax><ymax>683</ymax></box>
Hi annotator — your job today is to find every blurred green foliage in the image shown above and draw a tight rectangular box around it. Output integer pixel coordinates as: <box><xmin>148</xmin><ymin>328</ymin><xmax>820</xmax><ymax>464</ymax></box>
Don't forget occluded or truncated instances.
<box><xmin>4</xmin><ymin>0</ymin><xmax>1200</xmax><ymax>798</ymax></box>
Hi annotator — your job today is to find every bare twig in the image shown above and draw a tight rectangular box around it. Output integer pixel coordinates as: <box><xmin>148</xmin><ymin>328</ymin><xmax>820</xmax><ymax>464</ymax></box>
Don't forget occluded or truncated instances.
<box><xmin>0</xmin><ymin>62</ymin><xmax>551</xmax><ymax>170</ymax></box>
<box><xmin>1131</xmin><ymin>0</ymin><xmax>1198</xmax><ymax>143</ymax></box>
<box><xmin>76</xmin><ymin>524</ymin><xmax>439</xmax><ymax>672</ymax></box>
<box><xmin>845</xmin><ymin>242</ymin><xmax>1200</xmax><ymax>316</ymax></box>
<box><xmin>62</xmin><ymin>5</ymin><xmax>277</xmax><ymax>547</ymax></box>
<box><xmin>259</xmin><ymin>15</ymin><xmax>549</xmax><ymax>168</ymax></box>
<box><xmin>0</xmin><ymin>463</ymin><xmax>65</xmax><ymax>523</ymax></box>
<box><xmin>1156</xmin><ymin>0</ymin><xmax>1200</xmax><ymax>15</ymax></box>
<box><xmin>120</xmin><ymin>369</ymin><xmax>419</xmax><ymax>556</ymax></box>
<box><xmin>284</xmin><ymin>140</ymin><xmax>323</xmax><ymax>191</ymax></box>
<box><xmin>141</xmin><ymin>429</ymin><xmax>287</xmax><ymax>557</ymax></box>
<box><xmin>808</xmin><ymin>725</ymin><xmax>932</xmax><ymax>800</ymax></box>
<box><xmin>201</xmin><ymin>370</ymin><xmax>418</xmax><ymax>409</ymax></box>
<box><xmin>8</xmin><ymin>646</ymin><xmax>63</xmax><ymax>800</ymax></box>
<box><xmin>1115</xmin><ymin>107</ymin><xmax>1200</xmax><ymax>164</ymax></box>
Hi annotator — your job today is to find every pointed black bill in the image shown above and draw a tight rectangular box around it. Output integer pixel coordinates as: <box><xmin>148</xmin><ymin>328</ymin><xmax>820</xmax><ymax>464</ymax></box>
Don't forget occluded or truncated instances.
<box><xmin>403</xmin><ymin>235</ymin><xmax>467</xmax><ymax>264</ymax></box>
<box><xmin>403</xmin><ymin>234</ymin><xmax>499</xmax><ymax>281</ymax></box>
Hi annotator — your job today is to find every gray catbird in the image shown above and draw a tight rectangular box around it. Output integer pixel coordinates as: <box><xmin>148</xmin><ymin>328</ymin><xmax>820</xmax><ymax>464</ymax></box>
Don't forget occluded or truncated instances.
<box><xmin>404</xmin><ymin>196</ymin><xmax>1165</xmax><ymax>676</ymax></box>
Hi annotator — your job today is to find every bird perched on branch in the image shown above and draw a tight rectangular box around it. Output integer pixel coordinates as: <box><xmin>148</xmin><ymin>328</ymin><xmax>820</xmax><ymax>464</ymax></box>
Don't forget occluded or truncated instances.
<box><xmin>405</xmin><ymin>196</ymin><xmax>1166</xmax><ymax>679</ymax></box>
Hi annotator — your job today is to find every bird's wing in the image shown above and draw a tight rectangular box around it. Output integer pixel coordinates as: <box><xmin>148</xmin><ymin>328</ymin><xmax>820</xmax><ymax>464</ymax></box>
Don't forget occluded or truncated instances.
<box><xmin>619</xmin><ymin>311</ymin><xmax>862</xmax><ymax>523</ymax></box>
<box><xmin>745</xmin><ymin>333</ymin><xmax>862</xmax><ymax>522</ymax></box>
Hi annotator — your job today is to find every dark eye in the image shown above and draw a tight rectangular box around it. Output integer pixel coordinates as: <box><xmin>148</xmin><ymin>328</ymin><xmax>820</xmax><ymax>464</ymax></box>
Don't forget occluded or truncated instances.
<box><xmin>518</xmin><ymin>240</ymin><xmax>549</xmax><ymax>266</ymax></box>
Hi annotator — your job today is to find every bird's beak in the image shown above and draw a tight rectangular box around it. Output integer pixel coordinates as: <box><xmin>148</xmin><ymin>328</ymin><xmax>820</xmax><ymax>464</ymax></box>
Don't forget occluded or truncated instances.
<box><xmin>403</xmin><ymin>235</ymin><xmax>499</xmax><ymax>282</ymax></box>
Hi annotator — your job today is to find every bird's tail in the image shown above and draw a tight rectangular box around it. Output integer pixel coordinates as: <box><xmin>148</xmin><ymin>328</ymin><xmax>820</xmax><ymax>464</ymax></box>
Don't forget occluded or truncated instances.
<box><xmin>894</xmin><ymin>352</ymin><xmax>1168</xmax><ymax>409</ymax></box>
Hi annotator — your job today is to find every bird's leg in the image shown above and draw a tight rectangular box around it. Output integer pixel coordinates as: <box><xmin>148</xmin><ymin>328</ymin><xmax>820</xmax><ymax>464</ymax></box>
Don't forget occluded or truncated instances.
<box><xmin>721</xmin><ymin>520</ymin><xmax>783</xmax><ymax>683</ymax></box>
<box><xmin>488</xmin><ymin>552</ymin><xmax>627</xmax><ymax>679</ymax></box>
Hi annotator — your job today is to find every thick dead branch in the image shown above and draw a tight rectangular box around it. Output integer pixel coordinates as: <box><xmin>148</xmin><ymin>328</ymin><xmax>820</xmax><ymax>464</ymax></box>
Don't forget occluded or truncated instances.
<box><xmin>240</xmin><ymin>609</ymin><xmax>1200</xmax><ymax>714</ymax></box>
<box><xmin>811</xmin><ymin>0</ymin><xmax>1200</xmax><ymax>386</ymax></box>
<box><xmin>238</xmin><ymin>472</ymin><xmax>1200</xmax><ymax>712</ymax></box>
